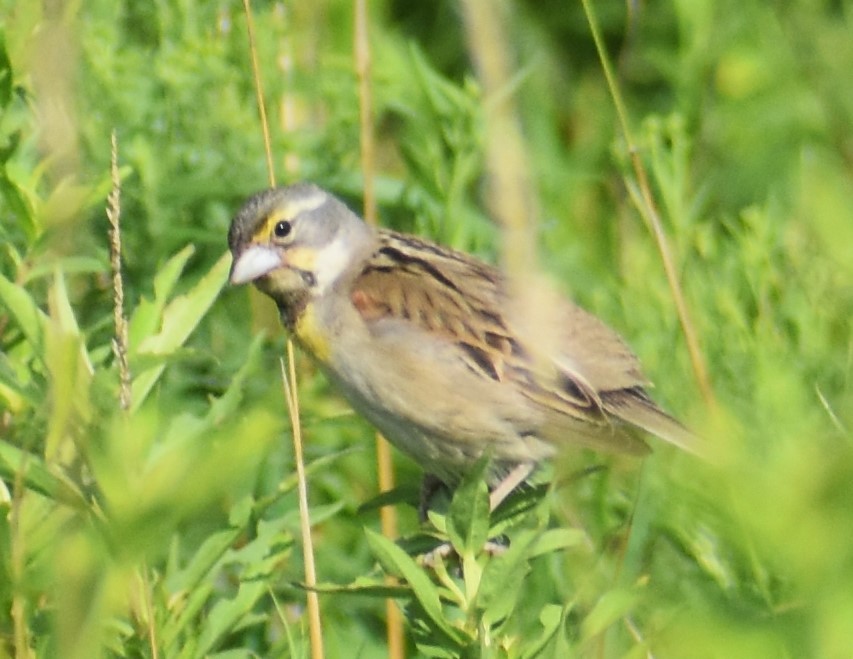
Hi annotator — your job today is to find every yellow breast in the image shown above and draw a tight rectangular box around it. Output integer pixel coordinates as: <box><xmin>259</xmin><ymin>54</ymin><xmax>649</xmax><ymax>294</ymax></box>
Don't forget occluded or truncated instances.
<box><xmin>293</xmin><ymin>303</ymin><xmax>332</xmax><ymax>364</ymax></box>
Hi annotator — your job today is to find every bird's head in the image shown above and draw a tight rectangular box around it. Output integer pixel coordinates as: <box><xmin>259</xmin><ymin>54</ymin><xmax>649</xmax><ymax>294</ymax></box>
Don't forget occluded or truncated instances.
<box><xmin>228</xmin><ymin>183</ymin><xmax>373</xmax><ymax>310</ymax></box>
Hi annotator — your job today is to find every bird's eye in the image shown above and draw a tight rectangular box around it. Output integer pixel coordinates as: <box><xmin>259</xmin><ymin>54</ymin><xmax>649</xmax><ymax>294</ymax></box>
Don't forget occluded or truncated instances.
<box><xmin>273</xmin><ymin>220</ymin><xmax>292</xmax><ymax>238</ymax></box>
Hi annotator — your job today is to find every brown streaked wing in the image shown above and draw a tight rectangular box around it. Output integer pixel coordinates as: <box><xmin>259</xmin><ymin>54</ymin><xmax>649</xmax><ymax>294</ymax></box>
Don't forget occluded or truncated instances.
<box><xmin>351</xmin><ymin>231</ymin><xmax>509</xmax><ymax>379</ymax></box>
<box><xmin>349</xmin><ymin>231</ymin><xmax>602</xmax><ymax>416</ymax></box>
<box><xmin>348</xmin><ymin>230</ymin><xmax>694</xmax><ymax>456</ymax></box>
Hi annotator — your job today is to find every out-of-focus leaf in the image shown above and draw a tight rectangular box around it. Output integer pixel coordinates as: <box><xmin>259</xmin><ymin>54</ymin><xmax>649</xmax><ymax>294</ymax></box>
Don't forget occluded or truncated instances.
<box><xmin>23</xmin><ymin>256</ymin><xmax>106</xmax><ymax>283</ymax></box>
<box><xmin>0</xmin><ymin>34</ymin><xmax>12</xmax><ymax>108</ymax></box>
<box><xmin>205</xmin><ymin>332</ymin><xmax>264</xmax><ymax>425</ymax></box>
<box><xmin>365</xmin><ymin>527</ymin><xmax>464</xmax><ymax>645</ymax></box>
<box><xmin>528</xmin><ymin>528</ymin><xmax>587</xmax><ymax>558</ymax></box>
<box><xmin>163</xmin><ymin>496</ymin><xmax>294</xmax><ymax>653</ymax></box>
<box><xmin>304</xmin><ymin>576</ymin><xmax>410</xmax><ymax>599</ymax></box>
<box><xmin>0</xmin><ymin>440</ymin><xmax>87</xmax><ymax>508</ymax></box>
<box><xmin>0</xmin><ymin>272</ymin><xmax>46</xmax><ymax>357</ymax></box>
<box><xmin>356</xmin><ymin>483</ymin><xmax>420</xmax><ymax>515</ymax></box>
<box><xmin>165</xmin><ymin>527</ymin><xmax>241</xmax><ymax>598</ymax></box>
<box><xmin>0</xmin><ymin>170</ymin><xmax>33</xmax><ymax>239</ymax></box>
<box><xmin>580</xmin><ymin>586</ymin><xmax>641</xmax><ymax>642</ymax></box>
<box><xmin>161</xmin><ymin>581</ymin><xmax>215</xmax><ymax>654</ymax></box>
<box><xmin>0</xmin><ymin>352</ymin><xmax>39</xmax><ymax>411</ymax></box>
<box><xmin>44</xmin><ymin>271</ymin><xmax>94</xmax><ymax>461</ymax></box>
<box><xmin>195</xmin><ymin>580</ymin><xmax>268</xmax><ymax>657</ymax></box>
<box><xmin>477</xmin><ymin>527</ymin><xmax>548</xmax><ymax>627</ymax></box>
<box><xmin>207</xmin><ymin>650</ymin><xmax>257</xmax><ymax>659</ymax></box>
<box><xmin>253</xmin><ymin>448</ymin><xmax>359</xmax><ymax>515</ymax></box>
<box><xmin>521</xmin><ymin>604</ymin><xmax>566</xmax><ymax>659</ymax></box>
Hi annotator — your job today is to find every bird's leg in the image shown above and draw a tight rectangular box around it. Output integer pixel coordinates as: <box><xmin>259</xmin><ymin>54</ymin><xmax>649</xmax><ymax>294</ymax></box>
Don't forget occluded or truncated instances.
<box><xmin>420</xmin><ymin>464</ymin><xmax>535</xmax><ymax>566</ymax></box>
<box><xmin>471</xmin><ymin>463</ymin><xmax>535</xmax><ymax>558</ymax></box>
<box><xmin>488</xmin><ymin>463</ymin><xmax>535</xmax><ymax>511</ymax></box>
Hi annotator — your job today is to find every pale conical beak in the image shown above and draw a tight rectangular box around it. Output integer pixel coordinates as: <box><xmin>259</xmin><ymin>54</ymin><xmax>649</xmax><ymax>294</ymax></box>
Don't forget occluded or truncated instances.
<box><xmin>230</xmin><ymin>245</ymin><xmax>283</xmax><ymax>285</ymax></box>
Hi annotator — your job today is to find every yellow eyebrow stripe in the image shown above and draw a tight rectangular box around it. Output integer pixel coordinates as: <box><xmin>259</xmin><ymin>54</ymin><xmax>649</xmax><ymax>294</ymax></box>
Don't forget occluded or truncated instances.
<box><xmin>250</xmin><ymin>190</ymin><xmax>328</xmax><ymax>242</ymax></box>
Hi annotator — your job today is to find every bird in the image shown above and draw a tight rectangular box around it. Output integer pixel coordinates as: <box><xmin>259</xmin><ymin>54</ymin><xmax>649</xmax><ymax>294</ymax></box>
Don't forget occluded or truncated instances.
<box><xmin>228</xmin><ymin>182</ymin><xmax>698</xmax><ymax>508</ymax></box>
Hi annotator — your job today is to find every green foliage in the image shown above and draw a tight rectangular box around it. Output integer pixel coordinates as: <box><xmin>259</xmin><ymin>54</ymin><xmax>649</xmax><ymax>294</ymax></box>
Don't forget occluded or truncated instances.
<box><xmin>335</xmin><ymin>465</ymin><xmax>585</xmax><ymax>657</ymax></box>
<box><xmin>1</xmin><ymin>0</ymin><xmax>852</xmax><ymax>657</ymax></box>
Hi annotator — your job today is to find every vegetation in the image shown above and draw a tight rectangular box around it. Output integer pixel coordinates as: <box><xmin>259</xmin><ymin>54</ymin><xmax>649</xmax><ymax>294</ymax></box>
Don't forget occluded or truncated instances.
<box><xmin>1</xmin><ymin>0</ymin><xmax>851</xmax><ymax>656</ymax></box>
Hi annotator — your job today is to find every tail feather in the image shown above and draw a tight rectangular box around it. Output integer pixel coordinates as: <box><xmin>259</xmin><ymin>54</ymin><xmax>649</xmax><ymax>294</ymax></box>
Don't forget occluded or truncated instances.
<box><xmin>602</xmin><ymin>388</ymin><xmax>704</xmax><ymax>457</ymax></box>
<box><xmin>540</xmin><ymin>407</ymin><xmax>651</xmax><ymax>457</ymax></box>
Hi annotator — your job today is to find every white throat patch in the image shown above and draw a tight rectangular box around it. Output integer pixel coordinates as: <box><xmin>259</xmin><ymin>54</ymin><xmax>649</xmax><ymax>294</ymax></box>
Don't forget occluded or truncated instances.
<box><xmin>312</xmin><ymin>236</ymin><xmax>352</xmax><ymax>292</ymax></box>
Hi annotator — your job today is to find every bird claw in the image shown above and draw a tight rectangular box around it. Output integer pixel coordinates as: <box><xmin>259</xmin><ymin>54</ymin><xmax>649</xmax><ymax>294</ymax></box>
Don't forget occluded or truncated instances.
<box><xmin>418</xmin><ymin>538</ymin><xmax>509</xmax><ymax>568</ymax></box>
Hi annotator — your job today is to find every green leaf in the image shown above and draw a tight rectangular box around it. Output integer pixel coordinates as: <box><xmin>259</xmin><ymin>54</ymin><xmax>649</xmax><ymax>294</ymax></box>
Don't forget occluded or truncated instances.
<box><xmin>127</xmin><ymin>346</ymin><xmax>201</xmax><ymax>373</ymax></box>
<box><xmin>0</xmin><ymin>351</ymin><xmax>39</xmax><ymax>411</ymax></box>
<box><xmin>447</xmin><ymin>455</ymin><xmax>491</xmax><ymax>557</ymax></box>
<box><xmin>44</xmin><ymin>271</ymin><xmax>94</xmax><ymax>460</ymax></box>
<box><xmin>23</xmin><ymin>256</ymin><xmax>106</xmax><ymax>283</ymax></box>
<box><xmin>520</xmin><ymin>604</ymin><xmax>567</xmax><ymax>659</ymax></box>
<box><xmin>153</xmin><ymin>244</ymin><xmax>196</xmax><ymax>302</ymax></box>
<box><xmin>161</xmin><ymin>581</ymin><xmax>215</xmax><ymax>654</ymax></box>
<box><xmin>253</xmin><ymin>449</ymin><xmax>359</xmax><ymax>516</ymax></box>
<box><xmin>0</xmin><ymin>33</ymin><xmax>12</xmax><ymax>109</ymax></box>
<box><xmin>205</xmin><ymin>333</ymin><xmax>264</xmax><ymax>426</ymax></box>
<box><xmin>357</xmin><ymin>483</ymin><xmax>421</xmax><ymax>515</ymax></box>
<box><xmin>130</xmin><ymin>250</ymin><xmax>229</xmax><ymax>411</ymax></box>
<box><xmin>490</xmin><ymin>482</ymin><xmax>549</xmax><ymax>534</ymax></box>
<box><xmin>0</xmin><ymin>440</ymin><xmax>88</xmax><ymax>508</ymax></box>
<box><xmin>364</xmin><ymin>527</ymin><xmax>464</xmax><ymax>645</ymax></box>
<box><xmin>162</xmin><ymin>498</ymin><xmax>291</xmax><ymax>652</ymax></box>
<box><xmin>580</xmin><ymin>586</ymin><xmax>641</xmax><ymax>641</ymax></box>
<box><xmin>426</xmin><ymin>509</ymin><xmax>448</xmax><ymax>535</ymax></box>
<box><xmin>528</xmin><ymin>528</ymin><xmax>587</xmax><ymax>558</ymax></box>
<box><xmin>0</xmin><ymin>170</ymin><xmax>34</xmax><ymax>239</ymax></box>
<box><xmin>127</xmin><ymin>244</ymin><xmax>195</xmax><ymax>350</ymax></box>
<box><xmin>164</xmin><ymin>527</ymin><xmax>242</xmax><ymax>601</ymax></box>
<box><xmin>303</xmin><ymin>576</ymin><xmax>410</xmax><ymax>599</ymax></box>
<box><xmin>0</xmin><ymin>272</ymin><xmax>46</xmax><ymax>357</ymax></box>
<box><xmin>207</xmin><ymin>650</ymin><xmax>257</xmax><ymax>659</ymax></box>
<box><xmin>229</xmin><ymin>495</ymin><xmax>254</xmax><ymax>528</ymax></box>
<box><xmin>477</xmin><ymin>529</ymin><xmax>536</xmax><ymax>627</ymax></box>
<box><xmin>278</xmin><ymin>502</ymin><xmax>345</xmax><ymax>537</ymax></box>
<box><xmin>409</xmin><ymin>44</ymin><xmax>463</xmax><ymax>119</ymax></box>
<box><xmin>195</xmin><ymin>580</ymin><xmax>268</xmax><ymax>657</ymax></box>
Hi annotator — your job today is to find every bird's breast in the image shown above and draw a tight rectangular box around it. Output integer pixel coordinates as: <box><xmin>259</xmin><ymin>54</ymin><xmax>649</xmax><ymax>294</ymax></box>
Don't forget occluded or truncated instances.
<box><xmin>292</xmin><ymin>303</ymin><xmax>333</xmax><ymax>364</ymax></box>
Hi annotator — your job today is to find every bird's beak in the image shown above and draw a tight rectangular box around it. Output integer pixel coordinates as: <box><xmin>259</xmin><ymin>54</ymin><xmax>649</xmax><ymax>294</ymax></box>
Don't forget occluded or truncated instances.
<box><xmin>230</xmin><ymin>244</ymin><xmax>283</xmax><ymax>285</ymax></box>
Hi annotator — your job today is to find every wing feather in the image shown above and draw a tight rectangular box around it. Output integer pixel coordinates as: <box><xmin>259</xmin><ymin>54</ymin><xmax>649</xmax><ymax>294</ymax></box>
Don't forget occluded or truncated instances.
<box><xmin>347</xmin><ymin>229</ymin><xmax>695</xmax><ymax>454</ymax></box>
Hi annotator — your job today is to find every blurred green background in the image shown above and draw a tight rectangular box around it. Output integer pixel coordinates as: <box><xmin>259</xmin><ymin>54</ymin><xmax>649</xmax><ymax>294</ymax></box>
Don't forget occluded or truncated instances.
<box><xmin>1</xmin><ymin>0</ymin><xmax>851</xmax><ymax>656</ymax></box>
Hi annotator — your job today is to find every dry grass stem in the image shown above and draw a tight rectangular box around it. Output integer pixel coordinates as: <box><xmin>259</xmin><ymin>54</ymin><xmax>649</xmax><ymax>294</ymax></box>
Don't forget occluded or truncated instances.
<box><xmin>10</xmin><ymin>467</ymin><xmax>30</xmax><ymax>659</ymax></box>
<box><xmin>107</xmin><ymin>131</ymin><xmax>158</xmax><ymax>656</ymax></box>
<box><xmin>459</xmin><ymin>0</ymin><xmax>538</xmax><ymax>276</ymax></box>
<box><xmin>134</xmin><ymin>565</ymin><xmax>159</xmax><ymax>659</ymax></box>
<box><xmin>354</xmin><ymin>1</ymin><xmax>404</xmax><ymax>655</ymax></box>
<box><xmin>816</xmin><ymin>384</ymin><xmax>847</xmax><ymax>434</ymax></box>
<box><xmin>460</xmin><ymin>0</ymin><xmax>566</xmax><ymax>383</ymax></box>
<box><xmin>280</xmin><ymin>354</ymin><xmax>324</xmax><ymax>659</ymax></box>
<box><xmin>275</xmin><ymin>3</ymin><xmax>301</xmax><ymax>176</ymax></box>
<box><xmin>355</xmin><ymin>0</ymin><xmax>377</xmax><ymax>227</ymax></box>
<box><xmin>580</xmin><ymin>0</ymin><xmax>716</xmax><ymax>408</ymax></box>
<box><xmin>242</xmin><ymin>2</ymin><xmax>323</xmax><ymax>656</ymax></box>
<box><xmin>242</xmin><ymin>0</ymin><xmax>276</xmax><ymax>189</ymax></box>
<box><xmin>107</xmin><ymin>130</ymin><xmax>131</xmax><ymax>412</ymax></box>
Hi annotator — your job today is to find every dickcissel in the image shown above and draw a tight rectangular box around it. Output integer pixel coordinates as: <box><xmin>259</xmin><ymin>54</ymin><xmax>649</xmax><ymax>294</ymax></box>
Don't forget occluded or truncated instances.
<box><xmin>228</xmin><ymin>183</ymin><xmax>697</xmax><ymax>504</ymax></box>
